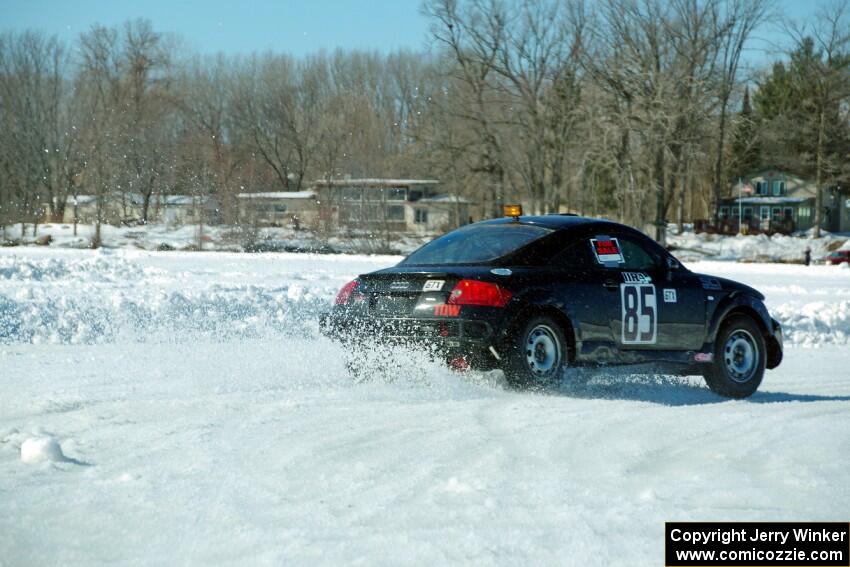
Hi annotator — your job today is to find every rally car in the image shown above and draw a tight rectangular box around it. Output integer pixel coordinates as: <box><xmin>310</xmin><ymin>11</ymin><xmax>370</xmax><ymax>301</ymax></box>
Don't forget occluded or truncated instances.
<box><xmin>320</xmin><ymin>209</ymin><xmax>783</xmax><ymax>398</ymax></box>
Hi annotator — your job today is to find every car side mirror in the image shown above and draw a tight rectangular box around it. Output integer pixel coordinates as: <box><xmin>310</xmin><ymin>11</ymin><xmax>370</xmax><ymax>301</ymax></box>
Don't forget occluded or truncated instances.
<box><xmin>666</xmin><ymin>256</ymin><xmax>681</xmax><ymax>271</ymax></box>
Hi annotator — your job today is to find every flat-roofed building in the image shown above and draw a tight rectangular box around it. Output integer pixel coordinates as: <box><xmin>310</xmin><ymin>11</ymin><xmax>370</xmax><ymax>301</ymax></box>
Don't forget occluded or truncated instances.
<box><xmin>236</xmin><ymin>191</ymin><xmax>319</xmax><ymax>229</ymax></box>
<box><xmin>312</xmin><ymin>178</ymin><xmax>470</xmax><ymax>234</ymax></box>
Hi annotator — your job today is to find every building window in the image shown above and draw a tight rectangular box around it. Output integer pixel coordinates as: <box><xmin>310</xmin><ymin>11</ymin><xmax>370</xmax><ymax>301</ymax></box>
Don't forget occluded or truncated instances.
<box><xmin>364</xmin><ymin>204</ymin><xmax>381</xmax><ymax>220</ymax></box>
<box><xmin>771</xmin><ymin>207</ymin><xmax>782</xmax><ymax>222</ymax></box>
<box><xmin>760</xmin><ymin>206</ymin><xmax>770</xmax><ymax>221</ymax></box>
<box><xmin>743</xmin><ymin>207</ymin><xmax>753</xmax><ymax>220</ymax></box>
<box><xmin>799</xmin><ymin>206</ymin><xmax>811</xmax><ymax>219</ymax></box>
<box><xmin>755</xmin><ymin>181</ymin><xmax>767</xmax><ymax>195</ymax></box>
<box><xmin>414</xmin><ymin>209</ymin><xmax>428</xmax><ymax>224</ymax></box>
<box><xmin>341</xmin><ymin>187</ymin><xmax>362</xmax><ymax>201</ymax></box>
<box><xmin>386</xmin><ymin>188</ymin><xmax>406</xmax><ymax>201</ymax></box>
<box><xmin>719</xmin><ymin>206</ymin><xmax>729</xmax><ymax>219</ymax></box>
<box><xmin>784</xmin><ymin>207</ymin><xmax>793</xmax><ymax>220</ymax></box>
<box><xmin>340</xmin><ymin>204</ymin><xmax>362</xmax><ymax>222</ymax></box>
<box><xmin>257</xmin><ymin>204</ymin><xmax>286</xmax><ymax>214</ymax></box>
<box><xmin>386</xmin><ymin>205</ymin><xmax>405</xmax><ymax>221</ymax></box>
<box><xmin>772</xmin><ymin>180</ymin><xmax>785</xmax><ymax>196</ymax></box>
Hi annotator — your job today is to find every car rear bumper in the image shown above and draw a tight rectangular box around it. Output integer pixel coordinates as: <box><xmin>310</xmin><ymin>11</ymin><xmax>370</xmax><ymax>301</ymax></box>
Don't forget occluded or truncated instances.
<box><xmin>319</xmin><ymin>311</ymin><xmax>497</xmax><ymax>350</ymax></box>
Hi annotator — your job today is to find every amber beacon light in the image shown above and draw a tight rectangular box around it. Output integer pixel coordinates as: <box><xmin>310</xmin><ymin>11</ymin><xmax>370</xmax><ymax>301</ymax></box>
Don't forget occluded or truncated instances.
<box><xmin>503</xmin><ymin>204</ymin><xmax>523</xmax><ymax>218</ymax></box>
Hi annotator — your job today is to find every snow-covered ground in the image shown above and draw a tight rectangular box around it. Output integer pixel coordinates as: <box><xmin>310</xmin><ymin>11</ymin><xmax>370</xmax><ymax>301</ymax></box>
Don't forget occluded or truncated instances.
<box><xmin>1</xmin><ymin>248</ymin><xmax>849</xmax><ymax>566</ymax></box>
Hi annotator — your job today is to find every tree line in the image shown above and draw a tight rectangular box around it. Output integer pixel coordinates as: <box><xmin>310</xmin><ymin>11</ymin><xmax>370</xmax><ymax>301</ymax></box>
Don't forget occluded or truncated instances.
<box><xmin>1</xmin><ymin>0</ymin><xmax>848</xmax><ymax>243</ymax></box>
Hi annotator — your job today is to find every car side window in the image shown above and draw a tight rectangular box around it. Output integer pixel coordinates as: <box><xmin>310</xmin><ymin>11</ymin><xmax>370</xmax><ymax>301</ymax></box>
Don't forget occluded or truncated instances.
<box><xmin>550</xmin><ymin>240</ymin><xmax>594</xmax><ymax>270</ymax></box>
<box><xmin>616</xmin><ymin>235</ymin><xmax>660</xmax><ymax>271</ymax></box>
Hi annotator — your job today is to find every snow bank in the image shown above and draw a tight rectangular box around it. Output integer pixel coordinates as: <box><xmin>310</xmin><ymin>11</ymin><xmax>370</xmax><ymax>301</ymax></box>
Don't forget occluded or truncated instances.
<box><xmin>668</xmin><ymin>227</ymin><xmax>845</xmax><ymax>263</ymax></box>
<box><xmin>773</xmin><ymin>301</ymin><xmax>850</xmax><ymax>347</ymax></box>
<box><xmin>5</xmin><ymin>222</ymin><xmax>430</xmax><ymax>255</ymax></box>
<box><xmin>0</xmin><ymin>252</ymin><xmax>336</xmax><ymax>344</ymax></box>
<box><xmin>0</xmin><ymin>252</ymin><xmax>153</xmax><ymax>283</ymax></box>
<box><xmin>0</xmin><ymin>283</ymin><xmax>328</xmax><ymax>344</ymax></box>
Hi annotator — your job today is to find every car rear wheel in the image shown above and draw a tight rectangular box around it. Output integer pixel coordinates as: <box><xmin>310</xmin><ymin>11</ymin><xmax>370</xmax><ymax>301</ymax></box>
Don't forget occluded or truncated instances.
<box><xmin>503</xmin><ymin>316</ymin><xmax>568</xmax><ymax>389</ymax></box>
<box><xmin>703</xmin><ymin>314</ymin><xmax>765</xmax><ymax>398</ymax></box>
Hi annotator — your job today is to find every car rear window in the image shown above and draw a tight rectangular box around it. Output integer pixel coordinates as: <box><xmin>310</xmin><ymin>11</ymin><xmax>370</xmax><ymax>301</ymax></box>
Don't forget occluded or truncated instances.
<box><xmin>402</xmin><ymin>223</ymin><xmax>552</xmax><ymax>265</ymax></box>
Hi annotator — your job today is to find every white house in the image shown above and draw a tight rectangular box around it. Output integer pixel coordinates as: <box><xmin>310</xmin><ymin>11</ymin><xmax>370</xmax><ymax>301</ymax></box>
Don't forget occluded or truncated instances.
<box><xmin>62</xmin><ymin>193</ymin><xmax>216</xmax><ymax>225</ymax></box>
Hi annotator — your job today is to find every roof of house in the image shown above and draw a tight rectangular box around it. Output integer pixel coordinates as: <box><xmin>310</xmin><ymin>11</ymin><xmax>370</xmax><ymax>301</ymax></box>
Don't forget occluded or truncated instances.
<box><xmin>312</xmin><ymin>178</ymin><xmax>439</xmax><ymax>187</ymax></box>
<box><xmin>164</xmin><ymin>195</ymin><xmax>213</xmax><ymax>206</ymax></box>
<box><xmin>71</xmin><ymin>193</ymin><xmax>213</xmax><ymax>206</ymax></box>
<box><xmin>236</xmin><ymin>191</ymin><xmax>317</xmax><ymax>200</ymax></box>
<box><xmin>733</xmin><ymin>197</ymin><xmax>810</xmax><ymax>205</ymax></box>
<box><xmin>71</xmin><ymin>193</ymin><xmax>149</xmax><ymax>205</ymax></box>
<box><xmin>418</xmin><ymin>194</ymin><xmax>472</xmax><ymax>204</ymax></box>
<box><xmin>738</xmin><ymin>167</ymin><xmax>807</xmax><ymax>179</ymax></box>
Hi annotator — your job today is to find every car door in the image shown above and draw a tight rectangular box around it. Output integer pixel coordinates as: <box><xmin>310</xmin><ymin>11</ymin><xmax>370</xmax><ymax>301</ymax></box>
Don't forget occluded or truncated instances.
<box><xmin>585</xmin><ymin>232</ymin><xmax>660</xmax><ymax>354</ymax></box>
<box><xmin>652</xmin><ymin>254</ymin><xmax>708</xmax><ymax>351</ymax></box>
<box><xmin>547</xmin><ymin>238</ymin><xmax>618</xmax><ymax>361</ymax></box>
<box><xmin>602</xmin><ymin>232</ymin><xmax>706</xmax><ymax>352</ymax></box>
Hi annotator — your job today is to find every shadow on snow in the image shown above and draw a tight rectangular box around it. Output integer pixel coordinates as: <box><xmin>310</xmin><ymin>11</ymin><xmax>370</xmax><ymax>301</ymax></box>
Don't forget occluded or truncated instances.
<box><xmin>549</xmin><ymin>369</ymin><xmax>850</xmax><ymax>407</ymax></box>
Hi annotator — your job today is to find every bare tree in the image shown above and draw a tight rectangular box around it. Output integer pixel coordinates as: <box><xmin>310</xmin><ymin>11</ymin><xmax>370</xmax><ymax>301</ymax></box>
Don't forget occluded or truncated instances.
<box><xmin>424</xmin><ymin>0</ymin><xmax>511</xmax><ymax>217</ymax></box>
<box><xmin>784</xmin><ymin>1</ymin><xmax>850</xmax><ymax>237</ymax></box>
<box><xmin>0</xmin><ymin>31</ymin><xmax>76</xmax><ymax>235</ymax></box>
<box><xmin>708</xmin><ymin>0</ymin><xmax>772</xmax><ymax>224</ymax></box>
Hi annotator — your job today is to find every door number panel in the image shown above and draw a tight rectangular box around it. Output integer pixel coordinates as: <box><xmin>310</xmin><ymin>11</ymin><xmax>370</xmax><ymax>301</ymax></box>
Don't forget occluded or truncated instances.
<box><xmin>620</xmin><ymin>284</ymin><xmax>657</xmax><ymax>344</ymax></box>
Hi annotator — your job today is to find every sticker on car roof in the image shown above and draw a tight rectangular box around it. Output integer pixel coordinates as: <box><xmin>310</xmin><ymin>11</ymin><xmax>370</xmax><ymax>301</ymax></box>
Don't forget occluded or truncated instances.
<box><xmin>590</xmin><ymin>237</ymin><xmax>624</xmax><ymax>265</ymax></box>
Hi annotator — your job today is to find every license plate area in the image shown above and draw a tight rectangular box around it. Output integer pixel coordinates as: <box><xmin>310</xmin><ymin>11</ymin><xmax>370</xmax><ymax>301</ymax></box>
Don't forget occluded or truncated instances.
<box><xmin>373</xmin><ymin>295</ymin><xmax>415</xmax><ymax>316</ymax></box>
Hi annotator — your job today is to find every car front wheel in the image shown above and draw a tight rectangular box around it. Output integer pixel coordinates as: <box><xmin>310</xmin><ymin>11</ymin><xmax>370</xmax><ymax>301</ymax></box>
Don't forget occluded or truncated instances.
<box><xmin>503</xmin><ymin>316</ymin><xmax>568</xmax><ymax>389</ymax></box>
<box><xmin>703</xmin><ymin>314</ymin><xmax>766</xmax><ymax>398</ymax></box>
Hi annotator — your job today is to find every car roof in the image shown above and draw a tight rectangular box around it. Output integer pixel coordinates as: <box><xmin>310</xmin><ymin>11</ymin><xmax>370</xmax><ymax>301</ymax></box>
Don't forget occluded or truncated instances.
<box><xmin>473</xmin><ymin>214</ymin><xmax>623</xmax><ymax>232</ymax></box>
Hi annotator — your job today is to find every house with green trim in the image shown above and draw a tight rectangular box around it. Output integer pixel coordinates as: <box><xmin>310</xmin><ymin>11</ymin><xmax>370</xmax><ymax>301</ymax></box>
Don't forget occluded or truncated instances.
<box><xmin>717</xmin><ymin>168</ymin><xmax>850</xmax><ymax>234</ymax></box>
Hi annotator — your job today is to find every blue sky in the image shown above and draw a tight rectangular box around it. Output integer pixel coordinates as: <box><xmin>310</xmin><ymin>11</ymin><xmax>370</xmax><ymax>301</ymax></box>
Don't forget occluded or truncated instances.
<box><xmin>0</xmin><ymin>0</ymin><xmax>823</xmax><ymax>60</ymax></box>
<box><xmin>0</xmin><ymin>0</ymin><xmax>430</xmax><ymax>56</ymax></box>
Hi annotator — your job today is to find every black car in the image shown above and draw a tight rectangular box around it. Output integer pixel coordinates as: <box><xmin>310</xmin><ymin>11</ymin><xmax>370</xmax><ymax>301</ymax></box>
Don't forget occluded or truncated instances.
<box><xmin>320</xmin><ymin>212</ymin><xmax>783</xmax><ymax>398</ymax></box>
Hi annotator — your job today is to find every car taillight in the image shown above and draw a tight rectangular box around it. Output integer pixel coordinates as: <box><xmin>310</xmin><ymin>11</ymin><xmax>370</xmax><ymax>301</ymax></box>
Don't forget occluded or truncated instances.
<box><xmin>335</xmin><ymin>279</ymin><xmax>361</xmax><ymax>305</ymax></box>
<box><xmin>447</xmin><ymin>279</ymin><xmax>512</xmax><ymax>307</ymax></box>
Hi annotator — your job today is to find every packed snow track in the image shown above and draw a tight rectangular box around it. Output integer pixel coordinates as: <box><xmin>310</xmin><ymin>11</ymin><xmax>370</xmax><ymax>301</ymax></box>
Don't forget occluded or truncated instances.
<box><xmin>1</xmin><ymin>248</ymin><xmax>849</xmax><ymax>565</ymax></box>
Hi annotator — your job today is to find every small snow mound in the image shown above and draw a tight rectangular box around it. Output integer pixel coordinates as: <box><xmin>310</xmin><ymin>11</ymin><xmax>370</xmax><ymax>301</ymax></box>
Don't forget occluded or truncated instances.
<box><xmin>638</xmin><ymin>488</ymin><xmax>656</xmax><ymax>501</ymax></box>
<box><xmin>21</xmin><ymin>436</ymin><xmax>67</xmax><ymax>464</ymax></box>
<box><xmin>442</xmin><ymin>477</ymin><xmax>474</xmax><ymax>494</ymax></box>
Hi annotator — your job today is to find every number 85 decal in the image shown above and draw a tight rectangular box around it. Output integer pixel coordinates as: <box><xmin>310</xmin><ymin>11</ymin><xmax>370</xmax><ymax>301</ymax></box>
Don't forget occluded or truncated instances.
<box><xmin>620</xmin><ymin>284</ymin><xmax>657</xmax><ymax>344</ymax></box>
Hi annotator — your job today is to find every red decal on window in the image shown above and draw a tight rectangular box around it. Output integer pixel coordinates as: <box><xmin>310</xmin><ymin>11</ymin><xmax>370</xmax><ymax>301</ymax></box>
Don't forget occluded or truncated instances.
<box><xmin>595</xmin><ymin>240</ymin><xmax>620</xmax><ymax>256</ymax></box>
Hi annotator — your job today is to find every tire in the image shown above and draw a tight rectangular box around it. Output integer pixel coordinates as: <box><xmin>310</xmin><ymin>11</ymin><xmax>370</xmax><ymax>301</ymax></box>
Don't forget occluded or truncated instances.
<box><xmin>503</xmin><ymin>315</ymin><xmax>569</xmax><ymax>389</ymax></box>
<box><xmin>703</xmin><ymin>314</ymin><xmax>766</xmax><ymax>398</ymax></box>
